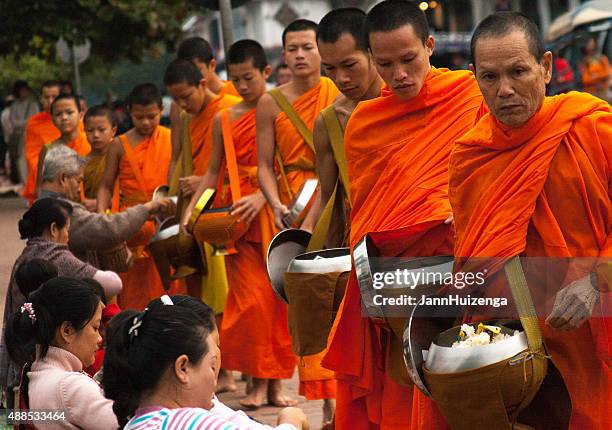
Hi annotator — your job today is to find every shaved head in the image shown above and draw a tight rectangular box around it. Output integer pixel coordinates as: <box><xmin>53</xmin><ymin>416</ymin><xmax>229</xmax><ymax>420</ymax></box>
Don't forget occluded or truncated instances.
<box><xmin>365</xmin><ymin>0</ymin><xmax>429</xmax><ymax>49</ymax></box>
<box><xmin>471</xmin><ymin>12</ymin><xmax>544</xmax><ymax>66</ymax></box>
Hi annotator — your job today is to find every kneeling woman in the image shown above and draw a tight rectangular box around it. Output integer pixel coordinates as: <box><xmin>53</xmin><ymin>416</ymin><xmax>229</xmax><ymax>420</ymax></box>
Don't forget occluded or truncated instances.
<box><xmin>5</xmin><ymin>277</ymin><xmax>118</xmax><ymax>429</ymax></box>
<box><xmin>103</xmin><ymin>296</ymin><xmax>309</xmax><ymax>430</ymax></box>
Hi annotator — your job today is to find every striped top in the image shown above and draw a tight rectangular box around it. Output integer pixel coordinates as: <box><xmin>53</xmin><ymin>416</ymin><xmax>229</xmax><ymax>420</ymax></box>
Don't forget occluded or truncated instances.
<box><xmin>125</xmin><ymin>406</ymin><xmax>298</xmax><ymax>430</ymax></box>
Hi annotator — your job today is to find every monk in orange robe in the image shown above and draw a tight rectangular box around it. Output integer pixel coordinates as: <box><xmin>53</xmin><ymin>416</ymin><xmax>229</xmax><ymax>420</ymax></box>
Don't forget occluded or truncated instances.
<box><xmin>82</xmin><ymin>105</ymin><xmax>119</xmax><ymax>212</ymax></box>
<box><xmin>23</xmin><ymin>81</ymin><xmax>61</xmax><ymax>204</ymax></box>
<box><xmin>257</xmin><ymin>19</ymin><xmax>340</xmax><ymax>415</ymax></box>
<box><xmin>321</xmin><ymin>2</ymin><xmax>484</xmax><ymax>429</ymax></box>
<box><xmin>313</xmin><ymin>8</ymin><xmax>384</xmax><ymax>249</ymax></box>
<box><xmin>168</xmin><ymin>36</ymin><xmax>242</xmax><ymax>182</ymax></box>
<box><xmin>34</xmin><ymin>94</ymin><xmax>91</xmax><ymax>199</ymax></box>
<box><xmin>97</xmin><ymin>84</ymin><xmax>172</xmax><ymax>310</ymax></box>
<box><xmin>450</xmin><ymin>13</ymin><xmax>612</xmax><ymax>429</ymax></box>
<box><xmin>182</xmin><ymin>39</ymin><xmax>296</xmax><ymax>409</ymax></box>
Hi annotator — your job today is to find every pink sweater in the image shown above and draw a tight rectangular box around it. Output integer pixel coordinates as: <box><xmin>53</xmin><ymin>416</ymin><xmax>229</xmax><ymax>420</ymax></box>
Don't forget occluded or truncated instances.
<box><xmin>27</xmin><ymin>346</ymin><xmax>118</xmax><ymax>429</ymax></box>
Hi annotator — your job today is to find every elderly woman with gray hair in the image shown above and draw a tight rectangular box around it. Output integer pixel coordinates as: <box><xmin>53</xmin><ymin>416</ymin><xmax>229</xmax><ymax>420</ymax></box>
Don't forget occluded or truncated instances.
<box><xmin>37</xmin><ymin>145</ymin><xmax>174</xmax><ymax>264</ymax></box>
<box><xmin>0</xmin><ymin>198</ymin><xmax>123</xmax><ymax>405</ymax></box>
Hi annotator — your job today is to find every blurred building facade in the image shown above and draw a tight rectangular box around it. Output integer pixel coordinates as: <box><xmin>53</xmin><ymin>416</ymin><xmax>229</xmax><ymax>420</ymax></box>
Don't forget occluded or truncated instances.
<box><xmin>183</xmin><ymin>0</ymin><xmax>588</xmax><ymax>71</ymax></box>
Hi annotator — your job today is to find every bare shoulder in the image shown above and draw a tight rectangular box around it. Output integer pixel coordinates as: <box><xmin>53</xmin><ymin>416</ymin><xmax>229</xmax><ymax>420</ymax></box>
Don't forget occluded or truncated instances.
<box><xmin>109</xmin><ymin>136</ymin><xmax>125</xmax><ymax>158</ymax></box>
<box><xmin>256</xmin><ymin>92</ymin><xmax>280</xmax><ymax>118</ymax></box>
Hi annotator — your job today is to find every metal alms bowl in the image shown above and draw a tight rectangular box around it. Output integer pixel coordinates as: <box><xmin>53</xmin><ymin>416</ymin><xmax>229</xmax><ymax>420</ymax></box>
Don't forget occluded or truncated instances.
<box><xmin>266</xmin><ymin>228</ymin><xmax>312</xmax><ymax>302</ymax></box>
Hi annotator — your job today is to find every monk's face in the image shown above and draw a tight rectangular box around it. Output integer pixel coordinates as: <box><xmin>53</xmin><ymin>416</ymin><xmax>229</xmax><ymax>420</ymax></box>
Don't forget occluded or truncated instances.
<box><xmin>85</xmin><ymin>115</ymin><xmax>116</xmax><ymax>153</ymax></box>
<box><xmin>369</xmin><ymin>25</ymin><xmax>433</xmax><ymax>101</ymax></box>
<box><xmin>193</xmin><ymin>58</ymin><xmax>216</xmax><ymax>83</ymax></box>
<box><xmin>41</xmin><ymin>85</ymin><xmax>61</xmax><ymax>113</ymax></box>
<box><xmin>471</xmin><ymin>31</ymin><xmax>552</xmax><ymax>128</ymax></box>
<box><xmin>52</xmin><ymin>99</ymin><xmax>82</xmax><ymax>136</ymax></box>
<box><xmin>228</xmin><ymin>60</ymin><xmax>271</xmax><ymax>104</ymax></box>
<box><xmin>129</xmin><ymin>103</ymin><xmax>162</xmax><ymax>137</ymax></box>
<box><xmin>167</xmin><ymin>81</ymin><xmax>207</xmax><ymax>115</ymax></box>
<box><xmin>319</xmin><ymin>33</ymin><xmax>378</xmax><ymax>101</ymax></box>
<box><xmin>283</xmin><ymin>30</ymin><xmax>321</xmax><ymax>78</ymax></box>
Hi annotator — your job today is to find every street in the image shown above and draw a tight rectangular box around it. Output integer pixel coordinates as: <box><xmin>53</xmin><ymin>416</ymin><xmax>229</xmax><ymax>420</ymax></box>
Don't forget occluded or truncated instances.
<box><xmin>0</xmin><ymin>196</ymin><xmax>324</xmax><ymax>428</ymax></box>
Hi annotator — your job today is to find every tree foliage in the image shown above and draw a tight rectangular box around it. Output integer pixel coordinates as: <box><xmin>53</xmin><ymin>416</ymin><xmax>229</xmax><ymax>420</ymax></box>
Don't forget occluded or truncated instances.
<box><xmin>0</xmin><ymin>55</ymin><xmax>71</xmax><ymax>96</ymax></box>
<box><xmin>0</xmin><ymin>0</ymin><xmax>201</xmax><ymax>62</ymax></box>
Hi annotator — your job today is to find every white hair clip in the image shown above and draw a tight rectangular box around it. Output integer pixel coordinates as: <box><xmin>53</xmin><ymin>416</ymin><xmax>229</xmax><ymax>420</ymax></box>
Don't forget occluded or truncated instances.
<box><xmin>160</xmin><ymin>295</ymin><xmax>174</xmax><ymax>306</ymax></box>
<box><xmin>128</xmin><ymin>316</ymin><xmax>143</xmax><ymax>339</ymax></box>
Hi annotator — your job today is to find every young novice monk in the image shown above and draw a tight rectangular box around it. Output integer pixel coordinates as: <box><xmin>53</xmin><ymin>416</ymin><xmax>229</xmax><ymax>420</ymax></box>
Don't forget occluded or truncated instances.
<box><xmin>182</xmin><ymin>39</ymin><xmax>296</xmax><ymax>409</ymax></box>
<box><xmin>82</xmin><ymin>105</ymin><xmax>118</xmax><ymax>212</ymax></box>
<box><xmin>34</xmin><ymin>94</ymin><xmax>90</xmax><ymax>198</ymax></box>
<box><xmin>256</xmin><ymin>18</ymin><xmax>340</xmax><ymax>417</ymax></box>
<box><xmin>97</xmin><ymin>83</ymin><xmax>172</xmax><ymax>310</ymax></box>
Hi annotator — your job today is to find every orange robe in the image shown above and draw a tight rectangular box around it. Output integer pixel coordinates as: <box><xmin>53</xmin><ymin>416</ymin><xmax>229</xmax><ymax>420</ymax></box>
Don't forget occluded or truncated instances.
<box><xmin>450</xmin><ymin>92</ymin><xmax>612</xmax><ymax>430</ymax></box>
<box><xmin>117</xmin><ymin>126</ymin><xmax>171</xmax><ymax>310</ymax></box>
<box><xmin>190</xmin><ymin>94</ymin><xmax>241</xmax><ymax>175</ymax></box>
<box><xmin>219</xmin><ymin>80</ymin><xmax>241</xmax><ymax>98</ymax></box>
<box><xmin>582</xmin><ymin>55</ymin><xmax>611</xmax><ymax>99</ymax></box>
<box><xmin>322</xmin><ymin>68</ymin><xmax>484</xmax><ymax>429</ymax></box>
<box><xmin>23</xmin><ymin>112</ymin><xmax>60</xmax><ymax>204</ymax></box>
<box><xmin>273</xmin><ymin>76</ymin><xmax>340</xmax><ymax>400</ymax></box>
<box><xmin>219</xmin><ymin>108</ymin><xmax>295</xmax><ymax>378</ymax></box>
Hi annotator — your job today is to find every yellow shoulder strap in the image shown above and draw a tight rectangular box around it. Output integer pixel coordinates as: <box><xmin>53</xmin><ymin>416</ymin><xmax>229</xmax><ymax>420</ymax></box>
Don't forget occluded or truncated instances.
<box><xmin>306</xmin><ymin>181</ymin><xmax>338</xmax><ymax>252</ymax></box>
<box><xmin>268</xmin><ymin>88</ymin><xmax>315</xmax><ymax>153</ymax></box>
<box><xmin>321</xmin><ymin>105</ymin><xmax>351</xmax><ymax>206</ymax></box>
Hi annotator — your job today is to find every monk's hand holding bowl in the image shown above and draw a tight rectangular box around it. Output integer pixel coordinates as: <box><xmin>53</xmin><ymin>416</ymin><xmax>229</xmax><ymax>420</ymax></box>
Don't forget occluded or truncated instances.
<box><xmin>231</xmin><ymin>192</ymin><xmax>265</xmax><ymax>224</ymax></box>
<box><xmin>179</xmin><ymin>175</ymin><xmax>202</xmax><ymax>197</ymax></box>
<box><xmin>546</xmin><ymin>274</ymin><xmax>600</xmax><ymax>331</ymax></box>
<box><xmin>273</xmin><ymin>202</ymin><xmax>290</xmax><ymax>230</ymax></box>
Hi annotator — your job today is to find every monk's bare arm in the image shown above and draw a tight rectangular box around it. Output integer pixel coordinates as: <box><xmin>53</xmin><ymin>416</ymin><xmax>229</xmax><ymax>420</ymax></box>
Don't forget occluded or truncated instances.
<box><xmin>168</xmin><ymin>101</ymin><xmax>183</xmax><ymax>183</ymax></box>
<box><xmin>96</xmin><ymin>138</ymin><xmax>123</xmax><ymax>213</ymax></box>
<box><xmin>181</xmin><ymin>114</ymin><xmax>224</xmax><ymax>230</ymax></box>
<box><xmin>313</xmin><ymin>113</ymin><xmax>338</xmax><ymax>216</ymax></box>
<box><xmin>256</xmin><ymin>94</ymin><xmax>282</xmax><ymax>207</ymax></box>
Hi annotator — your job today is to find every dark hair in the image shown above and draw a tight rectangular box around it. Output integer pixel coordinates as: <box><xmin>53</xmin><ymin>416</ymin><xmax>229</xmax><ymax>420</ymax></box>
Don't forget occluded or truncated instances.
<box><xmin>163</xmin><ymin>58</ymin><xmax>203</xmax><ymax>87</ymax></box>
<box><xmin>471</xmin><ymin>12</ymin><xmax>544</xmax><ymax>66</ymax></box>
<box><xmin>177</xmin><ymin>37</ymin><xmax>214</xmax><ymax>65</ymax></box>
<box><xmin>18</xmin><ymin>198</ymin><xmax>73</xmax><ymax>240</ymax></box>
<box><xmin>282</xmin><ymin>19</ymin><xmax>318</xmax><ymax>47</ymax></box>
<box><xmin>126</xmin><ymin>83</ymin><xmax>163</xmax><ymax>110</ymax></box>
<box><xmin>364</xmin><ymin>0</ymin><xmax>429</xmax><ymax>49</ymax></box>
<box><xmin>5</xmin><ymin>277</ymin><xmax>101</xmax><ymax>367</ymax></box>
<box><xmin>84</xmin><ymin>104</ymin><xmax>118</xmax><ymax>128</ymax></box>
<box><xmin>15</xmin><ymin>259</ymin><xmax>58</xmax><ymax>299</ymax></box>
<box><xmin>103</xmin><ymin>295</ymin><xmax>213</xmax><ymax>426</ymax></box>
<box><xmin>41</xmin><ymin>80</ymin><xmax>62</xmax><ymax>91</ymax></box>
<box><xmin>228</xmin><ymin>39</ymin><xmax>268</xmax><ymax>71</ymax></box>
<box><xmin>276</xmin><ymin>63</ymin><xmax>290</xmax><ymax>72</ymax></box>
<box><xmin>318</xmin><ymin>8</ymin><xmax>368</xmax><ymax>53</ymax></box>
<box><xmin>12</xmin><ymin>80</ymin><xmax>30</xmax><ymax>98</ymax></box>
<box><xmin>61</xmin><ymin>80</ymin><xmax>74</xmax><ymax>94</ymax></box>
<box><xmin>50</xmin><ymin>93</ymin><xmax>82</xmax><ymax>114</ymax></box>
<box><xmin>81</xmin><ymin>278</ymin><xmax>108</xmax><ymax>306</ymax></box>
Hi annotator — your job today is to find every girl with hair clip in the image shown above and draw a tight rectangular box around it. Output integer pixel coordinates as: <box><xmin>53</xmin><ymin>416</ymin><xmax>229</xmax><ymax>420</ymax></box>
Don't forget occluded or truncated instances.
<box><xmin>103</xmin><ymin>295</ymin><xmax>310</xmax><ymax>430</ymax></box>
<box><xmin>4</xmin><ymin>277</ymin><xmax>118</xmax><ymax>429</ymax></box>
<box><xmin>0</xmin><ymin>198</ymin><xmax>122</xmax><ymax>400</ymax></box>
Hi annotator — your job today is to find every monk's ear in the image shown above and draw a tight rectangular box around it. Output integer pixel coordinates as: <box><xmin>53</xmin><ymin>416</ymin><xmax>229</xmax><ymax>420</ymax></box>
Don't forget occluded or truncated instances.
<box><xmin>425</xmin><ymin>35</ymin><xmax>435</xmax><ymax>58</ymax></box>
<box><xmin>208</xmin><ymin>59</ymin><xmax>217</xmax><ymax>72</ymax></box>
<box><xmin>540</xmin><ymin>51</ymin><xmax>553</xmax><ymax>85</ymax></box>
<box><xmin>469</xmin><ymin>64</ymin><xmax>476</xmax><ymax>75</ymax></box>
<box><xmin>111</xmin><ymin>125</ymin><xmax>117</xmax><ymax>136</ymax></box>
<box><xmin>263</xmin><ymin>65</ymin><xmax>273</xmax><ymax>80</ymax></box>
<box><xmin>199</xmin><ymin>78</ymin><xmax>207</xmax><ymax>91</ymax></box>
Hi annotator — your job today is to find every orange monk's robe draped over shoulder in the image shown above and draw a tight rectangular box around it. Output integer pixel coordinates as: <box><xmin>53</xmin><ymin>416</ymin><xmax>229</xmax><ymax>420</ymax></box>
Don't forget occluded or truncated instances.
<box><xmin>274</xmin><ymin>76</ymin><xmax>340</xmax><ymax>400</ymax></box>
<box><xmin>322</xmin><ymin>68</ymin><xmax>484</xmax><ymax>430</ymax></box>
<box><xmin>190</xmin><ymin>94</ymin><xmax>241</xmax><ymax>175</ymax></box>
<box><xmin>219</xmin><ymin>81</ymin><xmax>241</xmax><ymax>98</ymax></box>
<box><xmin>23</xmin><ymin>112</ymin><xmax>60</xmax><ymax>204</ymax></box>
<box><xmin>117</xmin><ymin>126</ymin><xmax>172</xmax><ymax>310</ymax></box>
<box><xmin>219</xmin><ymin>108</ymin><xmax>295</xmax><ymax>379</ymax></box>
<box><xmin>450</xmin><ymin>92</ymin><xmax>612</xmax><ymax>430</ymax></box>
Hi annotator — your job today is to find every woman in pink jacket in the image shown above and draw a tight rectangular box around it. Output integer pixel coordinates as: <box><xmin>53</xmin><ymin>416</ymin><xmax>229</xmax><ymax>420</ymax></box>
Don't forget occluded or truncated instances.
<box><xmin>4</xmin><ymin>277</ymin><xmax>118</xmax><ymax>429</ymax></box>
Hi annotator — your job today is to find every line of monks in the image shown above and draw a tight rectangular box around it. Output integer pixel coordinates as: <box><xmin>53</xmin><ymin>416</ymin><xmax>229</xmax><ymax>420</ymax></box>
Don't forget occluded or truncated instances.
<box><xmin>20</xmin><ymin>1</ymin><xmax>612</xmax><ymax>428</ymax></box>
